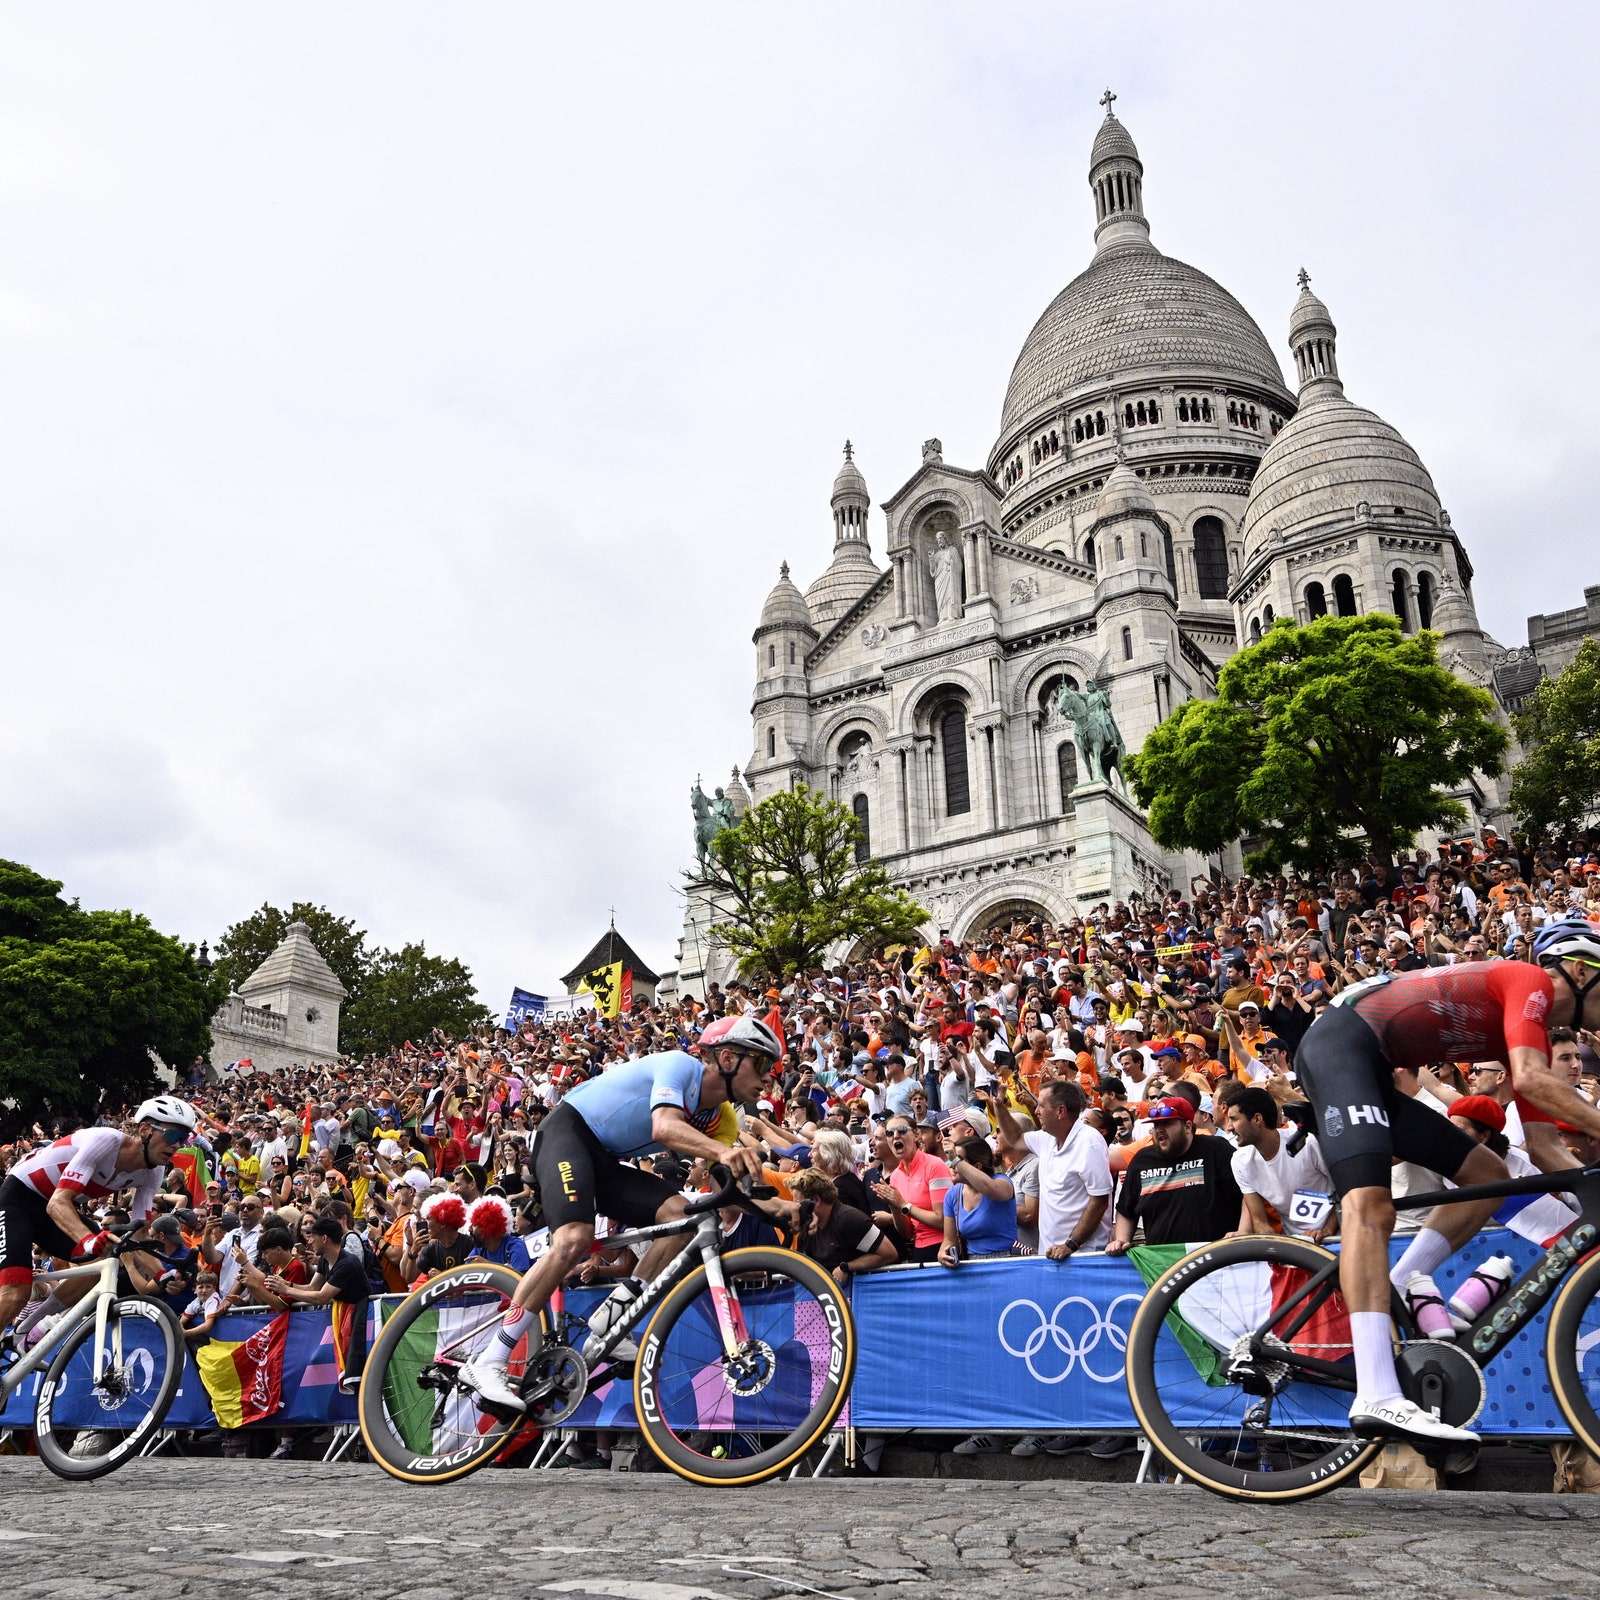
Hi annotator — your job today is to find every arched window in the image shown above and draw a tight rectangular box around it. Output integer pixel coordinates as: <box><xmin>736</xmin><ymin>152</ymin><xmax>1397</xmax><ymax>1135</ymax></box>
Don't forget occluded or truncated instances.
<box><xmin>851</xmin><ymin>794</ymin><xmax>870</xmax><ymax>863</ymax></box>
<box><xmin>1417</xmin><ymin>570</ymin><xmax>1435</xmax><ymax>630</ymax></box>
<box><xmin>1250</xmin><ymin>616</ymin><xmax>1262</xmax><ymax>645</ymax></box>
<box><xmin>1083</xmin><ymin>535</ymin><xmax>1096</xmax><ymax>569</ymax></box>
<box><xmin>939</xmin><ymin>705</ymin><xmax>970</xmax><ymax>817</ymax></box>
<box><xmin>1391</xmin><ymin>570</ymin><xmax>1412</xmax><ymax>632</ymax></box>
<box><xmin>1202</xmin><ymin>398</ymin><xmax>1212</xmax><ymax>421</ymax></box>
<box><xmin>1162</xmin><ymin>528</ymin><xmax>1177</xmax><ymax>589</ymax></box>
<box><xmin>767</xmin><ymin>727</ymin><xmax>776</xmax><ymax>759</ymax></box>
<box><xmin>1114</xmin><ymin>535</ymin><xmax>1125</xmax><ymax>562</ymax></box>
<box><xmin>1074</xmin><ymin>418</ymin><xmax>1084</xmax><ymax>443</ymax></box>
<box><xmin>768</xmin><ymin>644</ymin><xmax>775</xmax><ymax>668</ymax></box>
<box><xmin>1124</xmin><ymin>404</ymin><xmax>1136</xmax><ymax>429</ymax></box>
<box><xmin>1058</xmin><ymin>742</ymin><xmax>1079</xmax><ymax>815</ymax></box>
<box><xmin>1193</xmin><ymin>516</ymin><xmax>1229</xmax><ymax>599</ymax></box>
<box><xmin>1095</xmin><ymin>412</ymin><xmax>1105</xmax><ymax>436</ymax></box>
<box><xmin>1121</xmin><ymin>625</ymin><xmax>1134</xmax><ymax>660</ymax></box>
<box><xmin>1178</xmin><ymin>397</ymin><xmax>1189</xmax><ymax>422</ymax></box>
<box><xmin>1263</xmin><ymin>603</ymin><xmax>1274</xmax><ymax>629</ymax></box>
<box><xmin>788</xmin><ymin>641</ymin><xmax>796</xmax><ymax>665</ymax></box>
<box><xmin>1305</xmin><ymin>581</ymin><xmax>1327</xmax><ymax>619</ymax></box>
<box><xmin>1228</xmin><ymin>401</ymin><xmax>1239</xmax><ymax>425</ymax></box>
<box><xmin>1333</xmin><ymin>574</ymin><xmax>1357</xmax><ymax>616</ymax></box>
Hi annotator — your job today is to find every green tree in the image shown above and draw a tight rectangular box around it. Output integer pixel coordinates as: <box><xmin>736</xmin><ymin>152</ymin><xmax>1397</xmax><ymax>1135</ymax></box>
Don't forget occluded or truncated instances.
<box><xmin>699</xmin><ymin>787</ymin><xmax>929</xmax><ymax>980</ymax></box>
<box><xmin>212</xmin><ymin>902</ymin><xmax>372</xmax><ymax>1000</ymax></box>
<box><xmin>1125</xmin><ymin>614</ymin><xmax>1508</xmax><ymax>872</ymax></box>
<box><xmin>1510</xmin><ymin>637</ymin><xmax>1600</xmax><ymax>839</ymax></box>
<box><xmin>0</xmin><ymin>861</ymin><xmax>221</xmax><ymax>1121</ymax></box>
<box><xmin>340</xmin><ymin>942</ymin><xmax>494</xmax><ymax>1056</ymax></box>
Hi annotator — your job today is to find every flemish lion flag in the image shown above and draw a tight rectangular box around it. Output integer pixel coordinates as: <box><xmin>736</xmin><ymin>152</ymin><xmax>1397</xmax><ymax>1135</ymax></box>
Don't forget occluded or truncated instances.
<box><xmin>195</xmin><ymin>1310</ymin><xmax>289</xmax><ymax>1427</ymax></box>
<box><xmin>577</xmin><ymin>960</ymin><xmax>624</xmax><ymax>1018</ymax></box>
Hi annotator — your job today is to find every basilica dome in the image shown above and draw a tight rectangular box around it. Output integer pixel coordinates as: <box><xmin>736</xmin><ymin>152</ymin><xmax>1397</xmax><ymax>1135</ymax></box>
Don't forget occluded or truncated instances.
<box><xmin>1241</xmin><ymin>277</ymin><xmax>1441</xmax><ymax>562</ymax></box>
<box><xmin>999</xmin><ymin>248</ymin><xmax>1289</xmax><ymax>439</ymax></box>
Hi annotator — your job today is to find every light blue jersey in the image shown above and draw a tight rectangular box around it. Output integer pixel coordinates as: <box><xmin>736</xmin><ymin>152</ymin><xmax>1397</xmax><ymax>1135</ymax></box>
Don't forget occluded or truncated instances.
<box><xmin>560</xmin><ymin>1051</ymin><xmax>712</xmax><ymax>1157</ymax></box>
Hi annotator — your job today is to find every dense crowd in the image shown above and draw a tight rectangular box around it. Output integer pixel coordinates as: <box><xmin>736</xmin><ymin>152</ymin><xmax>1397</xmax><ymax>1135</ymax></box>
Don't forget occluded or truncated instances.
<box><xmin>3</xmin><ymin>823</ymin><xmax>1599</xmax><ymax>1467</ymax></box>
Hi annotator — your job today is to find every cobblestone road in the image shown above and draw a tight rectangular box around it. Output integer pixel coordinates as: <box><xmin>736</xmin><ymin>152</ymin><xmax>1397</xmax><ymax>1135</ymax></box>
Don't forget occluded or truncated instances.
<box><xmin>2</xmin><ymin>1460</ymin><xmax>1598</xmax><ymax>1600</ymax></box>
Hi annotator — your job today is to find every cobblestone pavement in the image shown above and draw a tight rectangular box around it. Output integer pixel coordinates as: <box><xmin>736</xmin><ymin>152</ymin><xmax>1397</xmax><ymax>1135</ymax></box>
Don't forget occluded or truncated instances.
<box><xmin>1</xmin><ymin>1460</ymin><xmax>1598</xmax><ymax>1600</ymax></box>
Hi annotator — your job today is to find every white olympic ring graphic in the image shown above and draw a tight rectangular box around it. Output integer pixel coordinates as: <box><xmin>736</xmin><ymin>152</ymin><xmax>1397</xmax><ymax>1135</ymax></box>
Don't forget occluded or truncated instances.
<box><xmin>998</xmin><ymin>1293</ymin><xmax>1142</xmax><ymax>1385</ymax></box>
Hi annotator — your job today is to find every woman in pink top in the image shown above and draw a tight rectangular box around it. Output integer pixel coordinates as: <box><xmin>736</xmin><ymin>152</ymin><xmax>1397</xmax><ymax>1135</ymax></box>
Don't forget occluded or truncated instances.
<box><xmin>873</xmin><ymin>1114</ymin><xmax>953</xmax><ymax>1264</ymax></box>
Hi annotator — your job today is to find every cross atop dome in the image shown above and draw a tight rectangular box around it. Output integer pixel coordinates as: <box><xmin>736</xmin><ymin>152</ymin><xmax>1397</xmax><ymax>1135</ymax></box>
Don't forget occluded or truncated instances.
<box><xmin>1297</xmin><ymin>266</ymin><xmax>1311</xmax><ymax>291</ymax></box>
<box><xmin>843</xmin><ymin>438</ymin><xmax>853</xmax><ymax>461</ymax></box>
<box><xmin>1100</xmin><ymin>87</ymin><xmax>1117</xmax><ymax>115</ymax></box>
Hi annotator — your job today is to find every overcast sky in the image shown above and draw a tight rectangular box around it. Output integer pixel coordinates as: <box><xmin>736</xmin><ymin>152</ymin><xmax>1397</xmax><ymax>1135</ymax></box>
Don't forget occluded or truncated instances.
<box><xmin>2</xmin><ymin>5</ymin><xmax>1595</xmax><ymax>1012</ymax></box>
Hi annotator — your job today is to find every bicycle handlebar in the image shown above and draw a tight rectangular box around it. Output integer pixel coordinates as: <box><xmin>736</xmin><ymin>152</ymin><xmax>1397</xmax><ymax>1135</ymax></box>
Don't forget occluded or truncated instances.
<box><xmin>682</xmin><ymin>1163</ymin><xmax>778</xmax><ymax>1217</ymax></box>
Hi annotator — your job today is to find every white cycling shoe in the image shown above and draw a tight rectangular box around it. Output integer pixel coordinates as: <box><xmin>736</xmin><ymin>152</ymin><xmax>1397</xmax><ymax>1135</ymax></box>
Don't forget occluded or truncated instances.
<box><xmin>456</xmin><ymin>1355</ymin><xmax>526</xmax><ymax>1412</ymax></box>
<box><xmin>1349</xmin><ymin>1395</ymin><xmax>1479</xmax><ymax>1446</ymax></box>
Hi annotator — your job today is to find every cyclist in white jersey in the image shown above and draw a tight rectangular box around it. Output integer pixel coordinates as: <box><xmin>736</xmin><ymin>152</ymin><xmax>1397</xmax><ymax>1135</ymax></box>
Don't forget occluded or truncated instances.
<box><xmin>458</xmin><ymin>1016</ymin><xmax>780</xmax><ymax>1410</ymax></box>
<box><xmin>0</xmin><ymin>1096</ymin><xmax>197</xmax><ymax>1341</ymax></box>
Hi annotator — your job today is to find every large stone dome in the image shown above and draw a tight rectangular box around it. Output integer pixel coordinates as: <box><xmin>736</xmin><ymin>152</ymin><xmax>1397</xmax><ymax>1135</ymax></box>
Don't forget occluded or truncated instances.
<box><xmin>1241</xmin><ymin>391</ymin><xmax>1442</xmax><ymax>562</ymax></box>
<box><xmin>999</xmin><ymin>248</ymin><xmax>1289</xmax><ymax>439</ymax></box>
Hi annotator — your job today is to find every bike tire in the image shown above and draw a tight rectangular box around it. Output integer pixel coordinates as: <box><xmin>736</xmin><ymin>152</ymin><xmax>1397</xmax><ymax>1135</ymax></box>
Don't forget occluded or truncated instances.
<box><xmin>633</xmin><ymin>1247</ymin><xmax>854</xmax><ymax>1486</ymax></box>
<box><xmin>1543</xmin><ymin>1236</ymin><xmax>1600</xmax><ymax>1459</ymax></box>
<box><xmin>33</xmin><ymin>1295</ymin><xmax>184</xmax><ymax>1481</ymax></box>
<box><xmin>358</xmin><ymin>1261</ymin><xmax>536</xmax><ymax>1485</ymax></box>
<box><xmin>1125</xmin><ymin>1235</ymin><xmax>1385</xmax><ymax>1502</ymax></box>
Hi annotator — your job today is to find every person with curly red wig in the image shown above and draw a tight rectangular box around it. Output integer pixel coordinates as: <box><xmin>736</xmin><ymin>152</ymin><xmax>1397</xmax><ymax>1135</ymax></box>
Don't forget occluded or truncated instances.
<box><xmin>466</xmin><ymin>1194</ymin><xmax>531</xmax><ymax>1273</ymax></box>
<box><xmin>403</xmin><ymin>1190</ymin><xmax>473</xmax><ymax>1287</ymax></box>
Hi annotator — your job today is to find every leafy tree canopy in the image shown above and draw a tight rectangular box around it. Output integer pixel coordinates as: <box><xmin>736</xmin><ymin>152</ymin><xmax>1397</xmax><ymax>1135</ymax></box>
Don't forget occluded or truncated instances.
<box><xmin>341</xmin><ymin>942</ymin><xmax>494</xmax><ymax>1057</ymax></box>
<box><xmin>1125</xmin><ymin>614</ymin><xmax>1508</xmax><ymax>872</ymax></box>
<box><xmin>700</xmin><ymin>787</ymin><xmax>929</xmax><ymax>980</ymax></box>
<box><xmin>0</xmin><ymin>860</ymin><xmax>220</xmax><ymax>1121</ymax></box>
<box><xmin>1510</xmin><ymin>637</ymin><xmax>1600</xmax><ymax>839</ymax></box>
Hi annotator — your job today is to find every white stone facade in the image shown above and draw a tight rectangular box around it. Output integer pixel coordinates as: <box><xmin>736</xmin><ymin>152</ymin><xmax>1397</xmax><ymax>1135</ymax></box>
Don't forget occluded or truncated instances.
<box><xmin>720</xmin><ymin>99</ymin><xmax>1519</xmax><ymax>952</ymax></box>
<box><xmin>208</xmin><ymin>920</ymin><xmax>347</xmax><ymax>1075</ymax></box>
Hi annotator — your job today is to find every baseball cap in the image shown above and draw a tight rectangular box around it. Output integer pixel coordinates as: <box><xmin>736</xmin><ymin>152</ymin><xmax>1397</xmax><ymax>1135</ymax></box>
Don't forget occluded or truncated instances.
<box><xmin>1238</xmin><ymin>1001</ymin><xmax>1261</xmax><ymax>1013</ymax></box>
<box><xmin>1150</xmin><ymin>1047</ymin><xmax>1181</xmax><ymax>1063</ymax></box>
<box><xmin>1115</xmin><ymin>1019</ymin><xmax>1144</xmax><ymax>1034</ymax></box>
<box><xmin>1148</xmin><ymin>1096</ymin><xmax>1196</xmax><ymax>1124</ymax></box>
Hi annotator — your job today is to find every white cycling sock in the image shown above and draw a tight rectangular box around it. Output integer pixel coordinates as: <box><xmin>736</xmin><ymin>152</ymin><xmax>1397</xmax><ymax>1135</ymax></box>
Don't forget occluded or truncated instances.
<box><xmin>1391</xmin><ymin>1227</ymin><xmax>1453</xmax><ymax>1292</ymax></box>
<box><xmin>1350</xmin><ymin>1311</ymin><xmax>1403</xmax><ymax>1405</ymax></box>
<box><xmin>492</xmin><ymin>1305</ymin><xmax>532</xmax><ymax>1361</ymax></box>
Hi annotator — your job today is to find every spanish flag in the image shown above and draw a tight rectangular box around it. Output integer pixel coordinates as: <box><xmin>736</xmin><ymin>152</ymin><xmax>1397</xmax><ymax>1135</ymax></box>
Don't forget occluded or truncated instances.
<box><xmin>195</xmin><ymin>1310</ymin><xmax>289</xmax><ymax>1428</ymax></box>
<box><xmin>577</xmin><ymin>960</ymin><xmax>624</xmax><ymax>1018</ymax></box>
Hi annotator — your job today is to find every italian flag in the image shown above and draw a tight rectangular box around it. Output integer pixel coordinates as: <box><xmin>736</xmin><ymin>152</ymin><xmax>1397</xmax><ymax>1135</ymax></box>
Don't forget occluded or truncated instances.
<box><xmin>375</xmin><ymin>1301</ymin><xmax>528</xmax><ymax>1454</ymax></box>
<box><xmin>1128</xmin><ymin>1244</ymin><xmax>1352</xmax><ymax>1387</ymax></box>
<box><xmin>195</xmin><ymin>1310</ymin><xmax>290</xmax><ymax>1427</ymax></box>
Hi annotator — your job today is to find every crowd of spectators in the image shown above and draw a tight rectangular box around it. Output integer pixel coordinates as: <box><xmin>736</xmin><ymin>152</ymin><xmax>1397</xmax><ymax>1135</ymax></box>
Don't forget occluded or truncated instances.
<box><xmin>2</xmin><ymin>824</ymin><xmax>1599</xmax><ymax>1467</ymax></box>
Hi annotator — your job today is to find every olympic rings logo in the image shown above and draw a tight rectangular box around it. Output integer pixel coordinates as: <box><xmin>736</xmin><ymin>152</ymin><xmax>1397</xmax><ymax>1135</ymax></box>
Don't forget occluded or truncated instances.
<box><xmin>997</xmin><ymin>1293</ymin><xmax>1142</xmax><ymax>1385</ymax></box>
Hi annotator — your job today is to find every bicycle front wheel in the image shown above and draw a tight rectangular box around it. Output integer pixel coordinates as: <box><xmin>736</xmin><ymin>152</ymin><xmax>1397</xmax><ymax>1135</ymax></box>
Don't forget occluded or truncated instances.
<box><xmin>1126</xmin><ymin>1235</ymin><xmax>1384</xmax><ymax>1501</ymax></box>
<box><xmin>634</xmin><ymin>1247</ymin><xmax>854</xmax><ymax>1486</ymax></box>
<box><xmin>359</xmin><ymin>1262</ymin><xmax>537</xmax><ymax>1485</ymax></box>
<box><xmin>34</xmin><ymin>1296</ymin><xmax>184</xmax><ymax>1480</ymax></box>
<box><xmin>1544</xmin><ymin>1239</ymin><xmax>1600</xmax><ymax>1458</ymax></box>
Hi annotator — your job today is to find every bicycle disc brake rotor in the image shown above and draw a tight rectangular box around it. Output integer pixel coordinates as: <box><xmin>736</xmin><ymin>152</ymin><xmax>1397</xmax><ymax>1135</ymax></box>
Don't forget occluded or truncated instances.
<box><xmin>722</xmin><ymin>1339</ymin><xmax>777</xmax><ymax>1398</ymax></box>
<box><xmin>1397</xmin><ymin>1339</ymin><xmax>1485</xmax><ymax>1429</ymax></box>
<box><xmin>524</xmin><ymin>1344</ymin><xmax>587</xmax><ymax>1427</ymax></box>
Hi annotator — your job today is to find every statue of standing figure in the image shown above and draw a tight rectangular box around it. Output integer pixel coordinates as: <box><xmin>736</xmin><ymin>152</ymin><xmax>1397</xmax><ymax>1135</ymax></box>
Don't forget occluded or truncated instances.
<box><xmin>927</xmin><ymin>530</ymin><xmax>962</xmax><ymax>623</ymax></box>
<box><xmin>1055</xmin><ymin>678</ymin><xmax>1127</xmax><ymax>786</ymax></box>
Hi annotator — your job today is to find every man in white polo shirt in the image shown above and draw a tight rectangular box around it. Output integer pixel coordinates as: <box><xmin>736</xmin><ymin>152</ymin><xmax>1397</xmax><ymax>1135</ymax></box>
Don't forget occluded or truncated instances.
<box><xmin>989</xmin><ymin>1080</ymin><xmax>1111</xmax><ymax>1258</ymax></box>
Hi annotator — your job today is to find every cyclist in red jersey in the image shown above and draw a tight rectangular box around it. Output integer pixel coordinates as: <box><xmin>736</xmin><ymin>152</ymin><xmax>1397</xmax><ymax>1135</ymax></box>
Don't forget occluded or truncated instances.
<box><xmin>1295</xmin><ymin>917</ymin><xmax>1600</xmax><ymax>1447</ymax></box>
<box><xmin>0</xmin><ymin>1096</ymin><xmax>197</xmax><ymax>1344</ymax></box>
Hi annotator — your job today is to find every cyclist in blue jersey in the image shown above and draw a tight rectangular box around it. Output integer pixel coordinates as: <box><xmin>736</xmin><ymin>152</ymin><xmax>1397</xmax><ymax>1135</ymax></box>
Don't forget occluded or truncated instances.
<box><xmin>458</xmin><ymin>1015</ymin><xmax>782</xmax><ymax>1410</ymax></box>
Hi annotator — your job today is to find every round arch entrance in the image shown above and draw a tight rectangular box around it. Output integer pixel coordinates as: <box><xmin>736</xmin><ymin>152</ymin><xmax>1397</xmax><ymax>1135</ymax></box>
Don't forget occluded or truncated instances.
<box><xmin>951</xmin><ymin>891</ymin><xmax>1067</xmax><ymax>943</ymax></box>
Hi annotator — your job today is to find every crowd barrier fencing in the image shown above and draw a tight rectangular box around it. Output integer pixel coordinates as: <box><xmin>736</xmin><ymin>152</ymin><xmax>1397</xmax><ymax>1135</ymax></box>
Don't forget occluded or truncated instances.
<box><xmin>0</xmin><ymin>1229</ymin><xmax>1577</xmax><ymax>1449</ymax></box>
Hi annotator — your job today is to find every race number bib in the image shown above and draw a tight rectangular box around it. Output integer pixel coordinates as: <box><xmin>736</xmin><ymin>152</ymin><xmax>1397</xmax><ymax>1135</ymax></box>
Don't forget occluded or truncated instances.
<box><xmin>1288</xmin><ymin>1190</ymin><xmax>1334</xmax><ymax>1233</ymax></box>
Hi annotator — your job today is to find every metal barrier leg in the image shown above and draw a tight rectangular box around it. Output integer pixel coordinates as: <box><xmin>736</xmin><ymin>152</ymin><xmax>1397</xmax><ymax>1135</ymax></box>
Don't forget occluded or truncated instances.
<box><xmin>322</xmin><ymin>1426</ymin><xmax>362</xmax><ymax>1464</ymax></box>
<box><xmin>139</xmin><ymin>1429</ymin><xmax>184</xmax><ymax>1458</ymax></box>
<box><xmin>793</xmin><ymin>1433</ymin><xmax>842</xmax><ymax>1480</ymax></box>
<box><xmin>524</xmin><ymin>1431</ymin><xmax>562</xmax><ymax>1470</ymax></box>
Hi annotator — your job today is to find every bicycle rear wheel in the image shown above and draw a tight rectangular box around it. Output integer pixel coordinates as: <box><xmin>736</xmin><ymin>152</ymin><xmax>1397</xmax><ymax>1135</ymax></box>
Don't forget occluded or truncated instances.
<box><xmin>34</xmin><ymin>1296</ymin><xmax>184</xmax><ymax>1480</ymax></box>
<box><xmin>634</xmin><ymin>1247</ymin><xmax>854</xmax><ymax>1486</ymax></box>
<box><xmin>1125</xmin><ymin>1235</ymin><xmax>1384</xmax><ymax>1501</ymax></box>
<box><xmin>1544</xmin><ymin>1240</ymin><xmax>1600</xmax><ymax>1458</ymax></box>
<box><xmin>359</xmin><ymin>1262</ymin><xmax>539</xmax><ymax>1484</ymax></box>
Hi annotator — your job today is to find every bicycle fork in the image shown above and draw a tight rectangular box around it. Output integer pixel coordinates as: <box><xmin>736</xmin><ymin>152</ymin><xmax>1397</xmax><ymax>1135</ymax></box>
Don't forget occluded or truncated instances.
<box><xmin>701</xmin><ymin>1250</ymin><xmax>751</xmax><ymax>1359</ymax></box>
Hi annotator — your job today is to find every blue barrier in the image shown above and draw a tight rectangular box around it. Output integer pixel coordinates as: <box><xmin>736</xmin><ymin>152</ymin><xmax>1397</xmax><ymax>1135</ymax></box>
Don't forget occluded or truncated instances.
<box><xmin>0</xmin><ymin>1230</ymin><xmax>1580</xmax><ymax>1437</ymax></box>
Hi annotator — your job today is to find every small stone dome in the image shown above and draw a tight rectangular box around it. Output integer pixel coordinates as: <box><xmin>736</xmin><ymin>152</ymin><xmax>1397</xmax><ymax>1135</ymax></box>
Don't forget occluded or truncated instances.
<box><xmin>1242</xmin><ymin>397</ymin><xmax>1442</xmax><ymax>562</ymax></box>
<box><xmin>1090</xmin><ymin>112</ymin><xmax>1140</xmax><ymax>169</ymax></box>
<box><xmin>832</xmin><ymin>441</ymin><xmax>869</xmax><ymax>503</ymax></box>
<box><xmin>1093</xmin><ymin>458</ymin><xmax>1159</xmax><ymax>523</ymax></box>
<box><xmin>757</xmin><ymin>562</ymin><xmax>815</xmax><ymax>632</ymax></box>
<box><xmin>1288</xmin><ymin>277</ymin><xmax>1336</xmax><ymax>345</ymax></box>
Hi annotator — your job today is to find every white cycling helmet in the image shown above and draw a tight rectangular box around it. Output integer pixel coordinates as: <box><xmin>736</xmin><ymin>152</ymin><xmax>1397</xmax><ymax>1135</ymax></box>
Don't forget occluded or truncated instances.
<box><xmin>133</xmin><ymin>1095</ymin><xmax>198</xmax><ymax>1133</ymax></box>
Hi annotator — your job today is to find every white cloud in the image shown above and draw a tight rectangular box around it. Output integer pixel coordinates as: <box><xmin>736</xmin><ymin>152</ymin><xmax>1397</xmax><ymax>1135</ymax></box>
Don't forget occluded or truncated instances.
<box><xmin>0</xmin><ymin>3</ymin><xmax>1594</xmax><ymax>1008</ymax></box>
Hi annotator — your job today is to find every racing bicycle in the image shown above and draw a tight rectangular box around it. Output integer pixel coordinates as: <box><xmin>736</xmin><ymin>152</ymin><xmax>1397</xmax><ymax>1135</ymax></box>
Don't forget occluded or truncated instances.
<box><xmin>1125</xmin><ymin>1155</ymin><xmax>1600</xmax><ymax>1500</ymax></box>
<box><xmin>358</xmin><ymin>1165</ymin><xmax>855</xmax><ymax>1487</ymax></box>
<box><xmin>0</xmin><ymin>1233</ymin><xmax>186</xmax><ymax>1480</ymax></box>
